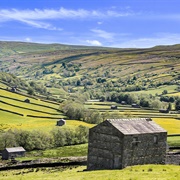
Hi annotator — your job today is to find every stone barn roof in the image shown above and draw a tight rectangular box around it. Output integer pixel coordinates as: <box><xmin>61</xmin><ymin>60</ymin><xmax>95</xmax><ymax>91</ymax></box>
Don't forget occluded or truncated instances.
<box><xmin>106</xmin><ymin>118</ymin><xmax>167</xmax><ymax>135</ymax></box>
<box><xmin>5</xmin><ymin>147</ymin><xmax>26</xmax><ymax>153</ymax></box>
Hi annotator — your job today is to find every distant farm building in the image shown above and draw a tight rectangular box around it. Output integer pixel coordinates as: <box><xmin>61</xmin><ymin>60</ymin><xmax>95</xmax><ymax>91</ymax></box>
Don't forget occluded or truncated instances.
<box><xmin>2</xmin><ymin>147</ymin><xmax>26</xmax><ymax>160</ymax></box>
<box><xmin>159</xmin><ymin>109</ymin><xmax>169</xmax><ymax>113</ymax></box>
<box><xmin>111</xmin><ymin>105</ymin><xmax>118</xmax><ymax>110</ymax></box>
<box><xmin>121</xmin><ymin>101</ymin><xmax>126</xmax><ymax>105</ymax></box>
<box><xmin>87</xmin><ymin>118</ymin><xmax>167</xmax><ymax>170</ymax></box>
<box><xmin>56</xmin><ymin>119</ymin><xmax>66</xmax><ymax>126</ymax></box>
<box><xmin>24</xmin><ymin>99</ymin><xmax>30</xmax><ymax>103</ymax></box>
<box><xmin>10</xmin><ymin>87</ymin><xmax>17</xmax><ymax>93</ymax></box>
<box><xmin>131</xmin><ymin>103</ymin><xmax>140</xmax><ymax>108</ymax></box>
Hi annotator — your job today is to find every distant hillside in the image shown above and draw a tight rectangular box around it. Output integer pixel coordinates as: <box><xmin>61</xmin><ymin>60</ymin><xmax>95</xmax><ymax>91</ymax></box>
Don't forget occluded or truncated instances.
<box><xmin>0</xmin><ymin>41</ymin><xmax>109</xmax><ymax>57</ymax></box>
<box><xmin>0</xmin><ymin>41</ymin><xmax>180</xmax><ymax>98</ymax></box>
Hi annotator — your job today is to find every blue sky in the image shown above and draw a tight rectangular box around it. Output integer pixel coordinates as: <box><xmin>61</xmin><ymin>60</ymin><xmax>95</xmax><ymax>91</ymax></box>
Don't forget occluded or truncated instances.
<box><xmin>0</xmin><ymin>0</ymin><xmax>179</xmax><ymax>48</ymax></box>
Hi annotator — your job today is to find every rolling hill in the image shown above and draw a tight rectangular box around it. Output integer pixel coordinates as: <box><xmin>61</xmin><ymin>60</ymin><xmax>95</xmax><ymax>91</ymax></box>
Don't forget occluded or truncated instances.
<box><xmin>0</xmin><ymin>41</ymin><xmax>179</xmax><ymax>98</ymax></box>
<box><xmin>0</xmin><ymin>41</ymin><xmax>180</xmax><ymax>132</ymax></box>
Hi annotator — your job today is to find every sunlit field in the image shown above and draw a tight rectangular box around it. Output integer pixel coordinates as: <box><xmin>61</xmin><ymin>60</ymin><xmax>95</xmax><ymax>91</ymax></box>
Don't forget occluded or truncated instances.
<box><xmin>0</xmin><ymin>165</ymin><xmax>179</xmax><ymax>180</ymax></box>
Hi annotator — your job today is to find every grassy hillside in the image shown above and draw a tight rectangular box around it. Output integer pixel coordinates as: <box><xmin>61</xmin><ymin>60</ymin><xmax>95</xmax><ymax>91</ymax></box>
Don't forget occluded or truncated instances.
<box><xmin>0</xmin><ymin>42</ymin><xmax>179</xmax><ymax>98</ymax></box>
<box><xmin>0</xmin><ymin>88</ymin><xmax>94</xmax><ymax>132</ymax></box>
<box><xmin>0</xmin><ymin>41</ymin><xmax>107</xmax><ymax>57</ymax></box>
<box><xmin>0</xmin><ymin>165</ymin><xmax>179</xmax><ymax>180</ymax></box>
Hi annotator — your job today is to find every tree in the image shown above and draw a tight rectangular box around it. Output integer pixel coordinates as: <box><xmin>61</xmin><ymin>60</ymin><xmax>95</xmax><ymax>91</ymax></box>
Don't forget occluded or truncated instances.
<box><xmin>167</xmin><ymin>103</ymin><xmax>172</xmax><ymax>111</ymax></box>
<box><xmin>162</xmin><ymin>90</ymin><xmax>168</xmax><ymax>95</ymax></box>
<box><xmin>51</xmin><ymin>128</ymin><xmax>66</xmax><ymax>147</ymax></box>
<box><xmin>101</xmin><ymin>111</ymin><xmax>110</xmax><ymax>121</ymax></box>
<box><xmin>30</xmin><ymin>130</ymin><xmax>53</xmax><ymax>150</ymax></box>
<box><xmin>27</xmin><ymin>87</ymin><xmax>34</xmax><ymax>95</ymax></box>
<box><xmin>140</xmin><ymin>98</ymin><xmax>149</xmax><ymax>107</ymax></box>
<box><xmin>14</xmin><ymin>130</ymin><xmax>35</xmax><ymax>151</ymax></box>
<box><xmin>150</xmin><ymin>100</ymin><xmax>162</xmax><ymax>109</ymax></box>
<box><xmin>175</xmin><ymin>99</ymin><xmax>180</xmax><ymax>111</ymax></box>
<box><xmin>0</xmin><ymin>131</ymin><xmax>16</xmax><ymax>150</ymax></box>
<box><xmin>76</xmin><ymin>80</ymin><xmax>81</xmax><ymax>86</ymax></box>
<box><xmin>75</xmin><ymin>125</ymin><xmax>89</xmax><ymax>144</ymax></box>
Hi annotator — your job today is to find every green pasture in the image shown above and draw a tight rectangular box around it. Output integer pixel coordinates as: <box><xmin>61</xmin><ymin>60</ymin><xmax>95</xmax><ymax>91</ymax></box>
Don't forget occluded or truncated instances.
<box><xmin>129</xmin><ymin>85</ymin><xmax>178</xmax><ymax>96</ymax></box>
<box><xmin>107</xmin><ymin>111</ymin><xmax>177</xmax><ymax>119</ymax></box>
<box><xmin>0</xmin><ymin>111</ymin><xmax>93</xmax><ymax>132</ymax></box>
<box><xmin>167</xmin><ymin>92</ymin><xmax>180</xmax><ymax>96</ymax></box>
<box><xmin>0</xmin><ymin>102</ymin><xmax>62</xmax><ymax>118</ymax></box>
<box><xmin>0</xmin><ymin>96</ymin><xmax>59</xmax><ymax>114</ymax></box>
<box><xmin>0</xmin><ymin>89</ymin><xmax>59</xmax><ymax>109</ymax></box>
<box><xmin>47</xmin><ymin>87</ymin><xmax>67</xmax><ymax>96</ymax></box>
<box><xmin>0</xmin><ymin>82</ymin><xmax>8</xmax><ymax>89</ymax></box>
<box><xmin>167</xmin><ymin>136</ymin><xmax>180</xmax><ymax>146</ymax></box>
<box><xmin>17</xmin><ymin>144</ymin><xmax>88</xmax><ymax>161</ymax></box>
<box><xmin>0</xmin><ymin>110</ymin><xmax>60</xmax><ymax>132</ymax></box>
<box><xmin>0</xmin><ymin>165</ymin><xmax>179</xmax><ymax>180</ymax></box>
<box><xmin>85</xmin><ymin>102</ymin><xmax>177</xmax><ymax>119</ymax></box>
<box><xmin>153</xmin><ymin>118</ymin><xmax>180</xmax><ymax>135</ymax></box>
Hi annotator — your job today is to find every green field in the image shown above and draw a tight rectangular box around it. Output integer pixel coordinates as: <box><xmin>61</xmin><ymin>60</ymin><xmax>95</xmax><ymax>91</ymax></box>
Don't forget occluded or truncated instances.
<box><xmin>167</xmin><ymin>136</ymin><xmax>180</xmax><ymax>146</ymax></box>
<box><xmin>129</xmin><ymin>85</ymin><xmax>179</xmax><ymax>96</ymax></box>
<box><xmin>153</xmin><ymin>118</ymin><xmax>180</xmax><ymax>135</ymax></box>
<box><xmin>16</xmin><ymin>144</ymin><xmax>88</xmax><ymax>161</ymax></box>
<box><xmin>0</xmin><ymin>110</ymin><xmax>93</xmax><ymax>132</ymax></box>
<box><xmin>0</xmin><ymin>165</ymin><xmax>179</xmax><ymax>180</ymax></box>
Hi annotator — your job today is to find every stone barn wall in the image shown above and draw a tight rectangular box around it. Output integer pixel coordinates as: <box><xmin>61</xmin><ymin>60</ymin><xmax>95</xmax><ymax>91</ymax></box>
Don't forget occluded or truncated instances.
<box><xmin>122</xmin><ymin>133</ymin><xmax>167</xmax><ymax>168</ymax></box>
<box><xmin>166</xmin><ymin>153</ymin><xmax>180</xmax><ymax>165</ymax></box>
<box><xmin>87</xmin><ymin>121</ymin><xmax>124</xmax><ymax>170</ymax></box>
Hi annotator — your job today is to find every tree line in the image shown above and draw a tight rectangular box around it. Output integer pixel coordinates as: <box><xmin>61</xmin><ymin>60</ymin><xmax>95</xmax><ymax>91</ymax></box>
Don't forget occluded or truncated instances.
<box><xmin>0</xmin><ymin>125</ymin><xmax>89</xmax><ymax>151</ymax></box>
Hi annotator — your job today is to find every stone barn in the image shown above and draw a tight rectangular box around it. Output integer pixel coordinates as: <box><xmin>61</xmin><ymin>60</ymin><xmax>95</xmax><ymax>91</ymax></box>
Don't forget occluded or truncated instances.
<box><xmin>2</xmin><ymin>147</ymin><xmax>26</xmax><ymax>160</ymax></box>
<box><xmin>24</xmin><ymin>99</ymin><xmax>30</xmax><ymax>103</ymax></box>
<box><xmin>111</xmin><ymin>105</ymin><xmax>118</xmax><ymax>110</ymax></box>
<box><xmin>87</xmin><ymin>118</ymin><xmax>167</xmax><ymax>170</ymax></box>
<box><xmin>56</xmin><ymin>119</ymin><xmax>66</xmax><ymax>126</ymax></box>
<box><xmin>131</xmin><ymin>103</ymin><xmax>140</xmax><ymax>108</ymax></box>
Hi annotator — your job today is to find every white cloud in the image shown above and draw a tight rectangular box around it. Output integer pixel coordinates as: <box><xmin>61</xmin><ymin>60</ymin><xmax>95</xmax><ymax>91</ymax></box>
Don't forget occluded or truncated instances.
<box><xmin>86</xmin><ymin>40</ymin><xmax>102</xmax><ymax>46</ymax></box>
<box><xmin>97</xmin><ymin>21</ymin><xmax>103</xmax><ymax>25</ymax></box>
<box><xmin>91</xmin><ymin>29</ymin><xmax>115</xmax><ymax>41</ymax></box>
<box><xmin>0</xmin><ymin>7</ymin><xmax>135</xmax><ymax>30</ymax></box>
<box><xmin>110</xmin><ymin>33</ymin><xmax>180</xmax><ymax>48</ymax></box>
<box><xmin>0</xmin><ymin>7</ymin><xmax>134</xmax><ymax>20</ymax></box>
<box><xmin>25</xmin><ymin>37</ymin><xmax>32</xmax><ymax>42</ymax></box>
<box><xmin>19</xmin><ymin>19</ymin><xmax>63</xmax><ymax>31</ymax></box>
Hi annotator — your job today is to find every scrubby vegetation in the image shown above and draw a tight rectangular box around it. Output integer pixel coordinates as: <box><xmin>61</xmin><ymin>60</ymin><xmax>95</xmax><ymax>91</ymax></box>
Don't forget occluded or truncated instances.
<box><xmin>0</xmin><ymin>125</ymin><xmax>89</xmax><ymax>151</ymax></box>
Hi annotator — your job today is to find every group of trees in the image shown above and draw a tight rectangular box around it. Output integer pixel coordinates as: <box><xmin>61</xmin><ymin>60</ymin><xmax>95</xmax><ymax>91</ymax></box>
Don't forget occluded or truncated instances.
<box><xmin>0</xmin><ymin>72</ymin><xmax>48</xmax><ymax>96</ymax></box>
<box><xmin>0</xmin><ymin>125</ymin><xmax>89</xmax><ymax>151</ymax></box>
<box><xmin>28</xmin><ymin>81</ymin><xmax>47</xmax><ymax>95</ymax></box>
<box><xmin>61</xmin><ymin>101</ymin><xmax>103</xmax><ymax>124</ymax></box>
<box><xmin>0</xmin><ymin>72</ymin><xmax>28</xmax><ymax>89</ymax></box>
<box><xmin>98</xmin><ymin>92</ymin><xmax>164</xmax><ymax>109</ymax></box>
<box><xmin>60</xmin><ymin>99</ymin><xmax>141</xmax><ymax>124</ymax></box>
<box><xmin>160</xmin><ymin>95</ymin><xmax>180</xmax><ymax>110</ymax></box>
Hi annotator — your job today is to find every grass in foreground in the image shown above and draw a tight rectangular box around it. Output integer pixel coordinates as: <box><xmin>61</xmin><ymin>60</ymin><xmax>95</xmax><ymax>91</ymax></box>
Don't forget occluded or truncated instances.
<box><xmin>0</xmin><ymin>165</ymin><xmax>179</xmax><ymax>180</ymax></box>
